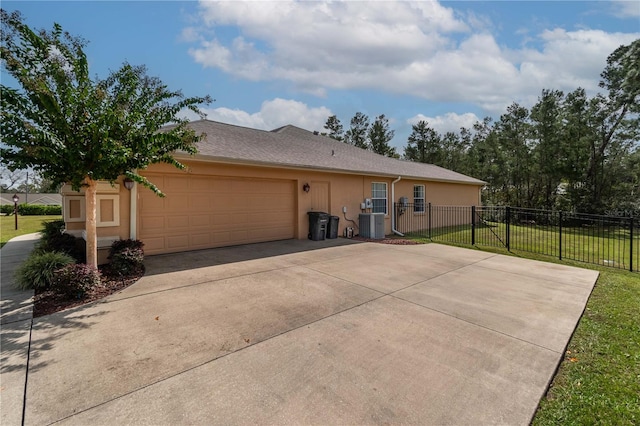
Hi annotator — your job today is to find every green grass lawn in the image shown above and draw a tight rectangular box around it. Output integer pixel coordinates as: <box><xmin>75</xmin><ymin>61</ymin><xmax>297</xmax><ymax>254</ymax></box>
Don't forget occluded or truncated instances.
<box><xmin>533</xmin><ymin>265</ymin><xmax>640</xmax><ymax>425</ymax></box>
<box><xmin>409</xmin><ymin>236</ymin><xmax>640</xmax><ymax>424</ymax></box>
<box><xmin>0</xmin><ymin>215</ymin><xmax>62</xmax><ymax>248</ymax></box>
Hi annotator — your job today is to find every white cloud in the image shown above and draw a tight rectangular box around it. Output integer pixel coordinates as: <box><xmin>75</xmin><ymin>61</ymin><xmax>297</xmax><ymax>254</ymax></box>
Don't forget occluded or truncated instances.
<box><xmin>180</xmin><ymin>98</ymin><xmax>332</xmax><ymax>132</ymax></box>
<box><xmin>611</xmin><ymin>1</ymin><xmax>640</xmax><ymax>18</ymax></box>
<box><xmin>186</xmin><ymin>0</ymin><xmax>639</xmax><ymax>115</ymax></box>
<box><xmin>408</xmin><ymin>112</ymin><xmax>481</xmax><ymax>134</ymax></box>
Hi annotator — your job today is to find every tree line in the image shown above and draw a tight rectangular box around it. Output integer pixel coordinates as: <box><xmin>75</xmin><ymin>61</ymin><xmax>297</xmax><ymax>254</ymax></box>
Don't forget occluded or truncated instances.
<box><xmin>324</xmin><ymin>39</ymin><xmax>639</xmax><ymax>214</ymax></box>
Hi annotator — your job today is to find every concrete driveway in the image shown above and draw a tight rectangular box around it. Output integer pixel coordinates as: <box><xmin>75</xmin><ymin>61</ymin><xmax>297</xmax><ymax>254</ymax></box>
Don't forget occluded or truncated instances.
<box><xmin>20</xmin><ymin>240</ymin><xmax>598</xmax><ymax>425</ymax></box>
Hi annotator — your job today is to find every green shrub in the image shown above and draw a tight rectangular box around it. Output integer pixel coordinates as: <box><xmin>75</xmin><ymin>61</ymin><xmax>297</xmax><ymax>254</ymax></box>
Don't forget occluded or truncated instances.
<box><xmin>44</xmin><ymin>205</ymin><xmax>62</xmax><ymax>215</ymax></box>
<box><xmin>39</xmin><ymin>219</ymin><xmax>65</xmax><ymax>240</ymax></box>
<box><xmin>108</xmin><ymin>239</ymin><xmax>145</xmax><ymax>276</ymax></box>
<box><xmin>0</xmin><ymin>204</ymin><xmax>62</xmax><ymax>215</ymax></box>
<box><xmin>14</xmin><ymin>251</ymin><xmax>75</xmax><ymax>290</ymax></box>
<box><xmin>52</xmin><ymin>264</ymin><xmax>101</xmax><ymax>299</ymax></box>
<box><xmin>36</xmin><ymin>220</ymin><xmax>85</xmax><ymax>263</ymax></box>
<box><xmin>1</xmin><ymin>204</ymin><xmax>61</xmax><ymax>215</ymax></box>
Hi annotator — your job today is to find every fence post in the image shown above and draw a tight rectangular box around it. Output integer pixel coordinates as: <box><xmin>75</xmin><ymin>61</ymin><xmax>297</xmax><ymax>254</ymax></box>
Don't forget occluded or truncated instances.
<box><xmin>505</xmin><ymin>206</ymin><xmax>511</xmax><ymax>251</ymax></box>
<box><xmin>559</xmin><ymin>211</ymin><xmax>563</xmax><ymax>261</ymax></box>
<box><xmin>630</xmin><ymin>217</ymin><xmax>634</xmax><ymax>272</ymax></box>
<box><xmin>471</xmin><ymin>205</ymin><xmax>476</xmax><ymax>246</ymax></box>
<box><xmin>428</xmin><ymin>202</ymin><xmax>432</xmax><ymax>239</ymax></box>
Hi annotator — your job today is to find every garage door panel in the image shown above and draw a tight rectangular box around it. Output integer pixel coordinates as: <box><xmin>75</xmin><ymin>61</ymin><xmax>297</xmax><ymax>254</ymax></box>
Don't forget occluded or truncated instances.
<box><xmin>166</xmin><ymin>195</ymin><xmax>189</xmax><ymax>211</ymax></box>
<box><xmin>165</xmin><ymin>176</ymin><xmax>189</xmax><ymax>191</ymax></box>
<box><xmin>232</xmin><ymin>213</ymin><xmax>249</xmax><ymax>225</ymax></box>
<box><xmin>166</xmin><ymin>215</ymin><xmax>189</xmax><ymax>233</ymax></box>
<box><xmin>211</xmin><ymin>213</ymin><xmax>234</xmax><ymax>227</ymax></box>
<box><xmin>190</xmin><ymin>177</ymin><xmax>213</xmax><ymax>191</ymax></box>
<box><xmin>139</xmin><ymin>175</ymin><xmax>296</xmax><ymax>254</ymax></box>
<box><xmin>213</xmin><ymin>231</ymin><xmax>232</xmax><ymax>244</ymax></box>
<box><xmin>231</xmin><ymin>229</ymin><xmax>249</xmax><ymax>241</ymax></box>
<box><xmin>140</xmin><ymin>216</ymin><xmax>165</xmax><ymax>233</ymax></box>
<box><xmin>189</xmin><ymin>194</ymin><xmax>210</xmax><ymax>211</ymax></box>
<box><xmin>140</xmin><ymin>193</ymin><xmax>164</xmax><ymax>210</ymax></box>
<box><xmin>167</xmin><ymin>235</ymin><xmax>189</xmax><ymax>249</ymax></box>
<box><xmin>142</xmin><ymin>237</ymin><xmax>167</xmax><ymax>253</ymax></box>
<box><xmin>190</xmin><ymin>233</ymin><xmax>211</xmax><ymax>247</ymax></box>
<box><xmin>190</xmin><ymin>215</ymin><xmax>211</xmax><ymax>227</ymax></box>
<box><xmin>229</xmin><ymin>196</ymin><xmax>249</xmax><ymax>210</ymax></box>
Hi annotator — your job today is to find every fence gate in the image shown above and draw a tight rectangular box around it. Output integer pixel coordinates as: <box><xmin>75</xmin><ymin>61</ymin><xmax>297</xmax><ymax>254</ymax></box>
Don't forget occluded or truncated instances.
<box><xmin>472</xmin><ymin>206</ymin><xmax>509</xmax><ymax>249</ymax></box>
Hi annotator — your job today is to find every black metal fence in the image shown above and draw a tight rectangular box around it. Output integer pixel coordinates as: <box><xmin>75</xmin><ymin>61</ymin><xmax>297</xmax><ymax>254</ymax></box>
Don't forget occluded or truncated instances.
<box><xmin>394</xmin><ymin>203</ymin><xmax>638</xmax><ymax>273</ymax></box>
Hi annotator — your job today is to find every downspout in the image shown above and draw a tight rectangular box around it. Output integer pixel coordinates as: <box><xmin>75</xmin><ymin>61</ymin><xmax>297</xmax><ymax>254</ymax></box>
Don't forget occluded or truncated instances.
<box><xmin>129</xmin><ymin>174</ymin><xmax>137</xmax><ymax>240</ymax></box>
<box><xmin>391</xmin><ymin>176</ymin><xmax>404</xmax><ymax>237</ymax></box>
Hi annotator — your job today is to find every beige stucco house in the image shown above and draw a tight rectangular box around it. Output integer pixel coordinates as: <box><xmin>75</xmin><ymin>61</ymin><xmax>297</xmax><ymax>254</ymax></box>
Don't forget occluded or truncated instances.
<box><xmin>61</xmin><ymin>120</ymin><xmax>484</xmax><ymax>259</ymax></box>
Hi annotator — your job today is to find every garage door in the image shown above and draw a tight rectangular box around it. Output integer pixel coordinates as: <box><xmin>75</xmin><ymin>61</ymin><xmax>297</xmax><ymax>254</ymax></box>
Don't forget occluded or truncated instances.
<box><xmin>138</xmin><ymin>173</ymin><xmax>296</xmax><ymax>255</ymax></box>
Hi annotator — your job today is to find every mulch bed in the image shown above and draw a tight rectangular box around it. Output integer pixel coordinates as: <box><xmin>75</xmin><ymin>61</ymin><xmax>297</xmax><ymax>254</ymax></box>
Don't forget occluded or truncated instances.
<box><xmin>351</xmin><ymin>236</ymin><xmax>422</xmax><ymax>245</ymax></box>
<box><xmin>33</xmin><ymin>267</ymin><xmax>144</xmax><ymax>317</ymax></box>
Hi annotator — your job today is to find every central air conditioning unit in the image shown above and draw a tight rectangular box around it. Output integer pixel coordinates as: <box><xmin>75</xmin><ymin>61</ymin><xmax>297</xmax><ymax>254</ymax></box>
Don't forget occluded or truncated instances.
<box><xmin>359</xmin><ymin>213</ymin><xmax>385</xmax><ymax>239</ymax></box>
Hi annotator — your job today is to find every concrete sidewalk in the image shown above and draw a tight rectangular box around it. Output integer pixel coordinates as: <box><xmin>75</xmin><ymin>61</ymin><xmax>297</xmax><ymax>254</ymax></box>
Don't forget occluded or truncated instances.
<box><xmin>1</xmin><ymin>233</ymin><xmax>39</xmax><ymax>426</ymax></box>
<box><xmin>20</xmin><ymin>240</ymin><xmax>599</xmax><ymax>425</ymax></box>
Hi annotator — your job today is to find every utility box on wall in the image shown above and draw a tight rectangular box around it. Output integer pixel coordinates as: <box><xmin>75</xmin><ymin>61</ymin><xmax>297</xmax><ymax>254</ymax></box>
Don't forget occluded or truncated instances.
<box><xmin>359</xmin><ymin>213</ymin><xmax>385</xmax><ymax>239</ymax></box>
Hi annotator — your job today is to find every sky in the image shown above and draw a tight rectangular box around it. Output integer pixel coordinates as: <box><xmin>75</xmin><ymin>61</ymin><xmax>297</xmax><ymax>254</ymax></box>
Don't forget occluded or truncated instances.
<box><xmin>2</xmin><ymin>0</ymin><xmax>639</xmax><ymax>152</ymax></box>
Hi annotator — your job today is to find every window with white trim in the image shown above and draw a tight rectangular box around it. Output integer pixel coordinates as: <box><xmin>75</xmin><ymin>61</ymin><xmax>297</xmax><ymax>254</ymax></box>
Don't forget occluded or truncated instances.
<box><xmin>371</xmin><ymin>182</ymin><xmax>387</xmax><ymax>214</ymax></box>
<box><xmin>414</xmin><ymin>185</ymin><xmax>425</xmax><ymax>213</ymax></box>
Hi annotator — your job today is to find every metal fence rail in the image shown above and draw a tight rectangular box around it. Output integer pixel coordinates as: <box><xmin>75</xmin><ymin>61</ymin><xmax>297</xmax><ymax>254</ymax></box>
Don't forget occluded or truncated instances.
<box><xmin>394</xmin><ymin>203</ymin><xmax>638</xmax><ymax>272</ymax></box>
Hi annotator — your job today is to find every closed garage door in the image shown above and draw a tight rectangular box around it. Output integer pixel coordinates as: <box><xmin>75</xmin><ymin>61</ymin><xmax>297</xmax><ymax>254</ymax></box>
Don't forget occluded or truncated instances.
<box><xmin>138</xmin><ymin>173</ymin><xmax>296</xmax><ymax>255</ymax></box>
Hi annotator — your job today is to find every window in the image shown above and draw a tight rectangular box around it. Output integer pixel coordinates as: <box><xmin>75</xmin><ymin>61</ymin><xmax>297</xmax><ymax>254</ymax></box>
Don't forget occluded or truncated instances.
<box><xmin>414</xmin><ymin>185</ymin><xmax>425</xmax><ymax>213</ymax></box>
<box><xmin>371</xmin><ymin>182</ymin><xmax>387</xmax><ymax>214</ymax></box>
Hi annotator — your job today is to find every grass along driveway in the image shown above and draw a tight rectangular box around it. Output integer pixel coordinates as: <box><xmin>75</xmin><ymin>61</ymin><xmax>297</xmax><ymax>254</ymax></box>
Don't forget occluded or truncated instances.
<box><xmin>532</xmin><ymin>265</ymin><xmax>640</xmax><ymax>424</ymax></box>
<box><xmin>0</xmin><ymin>215</ymin><xmax>62</xmax><ymax>248</ymax></box>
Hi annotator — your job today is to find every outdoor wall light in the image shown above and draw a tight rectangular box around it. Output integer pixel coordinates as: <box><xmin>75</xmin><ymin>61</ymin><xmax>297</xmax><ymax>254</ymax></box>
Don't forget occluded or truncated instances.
<box><xmin>123</xmin><ymin>178</ymin><xmax>135</xmax><ymax>190</ymax></box>
<box><xmin>303</xmin><ymin>183</ymin><xmax>310</xmax><ymax>193</ymax></box>
<box><xmin>12</xmin><ymin>193</ymin><xmax>19</xmax><ymax>230</ymax></box>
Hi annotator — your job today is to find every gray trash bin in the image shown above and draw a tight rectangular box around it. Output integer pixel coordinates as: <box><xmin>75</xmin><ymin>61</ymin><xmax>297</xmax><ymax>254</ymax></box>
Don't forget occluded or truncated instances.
<box><xmin>327</xmin><ymin>216</ymin><xmax>339</xmax><ymax>239</ymax></box>
<box><xmin>308</xmin><ymin>212</ymin><xmax>329</xmax><ymax>241</ymax></box>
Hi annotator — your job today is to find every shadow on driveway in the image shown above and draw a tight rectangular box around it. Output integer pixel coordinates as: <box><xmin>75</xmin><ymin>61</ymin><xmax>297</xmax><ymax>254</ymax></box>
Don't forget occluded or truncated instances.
<box><xmin>143</xmin><ymin>238</ymin><xmax>361</xmax><ymax>276</ymax></box>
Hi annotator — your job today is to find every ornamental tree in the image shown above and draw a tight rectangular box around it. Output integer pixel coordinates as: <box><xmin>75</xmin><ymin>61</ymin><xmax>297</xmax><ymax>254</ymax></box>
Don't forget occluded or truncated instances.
<box><xmin>1</xmin><ymin>10</ymin><xmax>212</xmax><ymax>267</ymax></box>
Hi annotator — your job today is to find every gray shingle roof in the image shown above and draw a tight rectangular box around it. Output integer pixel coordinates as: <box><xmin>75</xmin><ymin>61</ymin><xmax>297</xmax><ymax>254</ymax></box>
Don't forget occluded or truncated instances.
<box><xmin>0</xmin><ymin>193</ymin><xmax>61</xmax><ymax>205</ymax></box>
<box><xmin>173</xmin><ymin>120</ymin><xmax>484</xmax><ymax>185</ymax></box>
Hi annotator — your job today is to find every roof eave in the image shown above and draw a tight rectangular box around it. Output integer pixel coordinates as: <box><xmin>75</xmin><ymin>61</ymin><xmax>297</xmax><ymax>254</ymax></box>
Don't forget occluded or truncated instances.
<box><xmin>173</xmin><ymin>153</ymin><xmax>486</xmax><ymax>186</ymax></box>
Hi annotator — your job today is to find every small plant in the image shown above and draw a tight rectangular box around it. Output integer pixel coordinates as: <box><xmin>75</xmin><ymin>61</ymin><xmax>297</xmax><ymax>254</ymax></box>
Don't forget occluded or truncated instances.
<box><xmin>108</xmin><ymin>239</ymin><xmax>145</xmax><ymax>276</ymax></box>
<box><xmin>36</xmin><ymin>220</ymin><xmax>85</xmax><ymax>262</ymax></box>
<box><xmin>14</xmin><ymin>251</ymin><xmax>75</xmax><ymax>290</ymax></box>
<box><xmin>52</xmin><ymin>264</ymin><xmax>101</xmax><ymax>299</ymax></box>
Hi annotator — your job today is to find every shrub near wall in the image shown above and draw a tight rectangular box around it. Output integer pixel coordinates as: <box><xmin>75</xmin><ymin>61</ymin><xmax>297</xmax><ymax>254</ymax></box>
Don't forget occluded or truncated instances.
<box><xmin>36</xmin><ymin>220</ymin><xmax>86</xmax><ymax>263</ymax></box>
<box><xmin>107</xmin><ymin>239</ymin><xmax>145</xmax><ymax>276</ymax></box>
<box><xmin>0</xmin><ymin>204</ymin><xmax>62</xmax><ymax>215</ymax></box>
<box><xmin>52</xmin><ymin>264</ymin><xmax>101</xmax><ymax>299</ymax></box>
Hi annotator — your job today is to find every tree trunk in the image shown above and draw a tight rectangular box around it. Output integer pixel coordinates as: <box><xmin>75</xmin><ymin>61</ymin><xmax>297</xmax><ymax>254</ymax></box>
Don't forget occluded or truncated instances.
<box><xmin>85</xmin><ymin>177</ymin><xmax>98</xmax><ymax>268</ymax></box>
